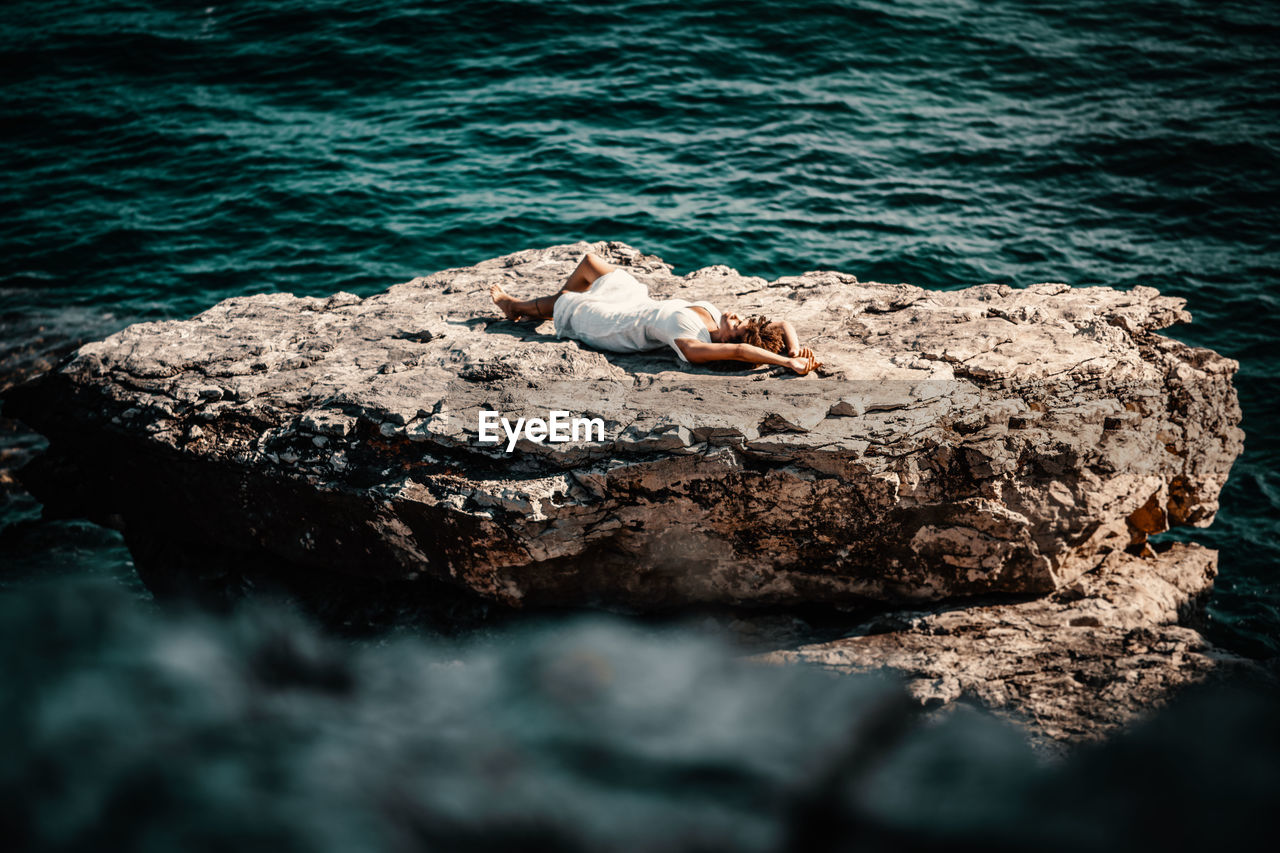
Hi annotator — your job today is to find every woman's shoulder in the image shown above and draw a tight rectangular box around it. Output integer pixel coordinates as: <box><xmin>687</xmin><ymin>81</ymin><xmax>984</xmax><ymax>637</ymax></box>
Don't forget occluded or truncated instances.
<box><xmin>687</xmin><ymin>301</ymin><xmax>722</xmax><ymax>325</ymax></box>
<box><xmin>664</xmin><ymin>305</ymin><xmax>713</xmax><ymax>340</ymax></box>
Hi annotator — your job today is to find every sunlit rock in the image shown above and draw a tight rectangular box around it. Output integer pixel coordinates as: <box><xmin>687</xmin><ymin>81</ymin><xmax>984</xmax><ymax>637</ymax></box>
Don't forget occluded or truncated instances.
<box><xmin>5</xmin><ymin>240</ymin><xmax>1241</xmax><ymax>611</ymax></box>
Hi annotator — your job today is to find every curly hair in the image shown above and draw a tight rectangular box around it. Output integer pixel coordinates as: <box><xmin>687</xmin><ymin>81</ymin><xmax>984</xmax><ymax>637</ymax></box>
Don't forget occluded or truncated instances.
<box><xmin>741</xmin><ymin>316</ymin><xmax>786</xmax><ymax>354</ymax></box>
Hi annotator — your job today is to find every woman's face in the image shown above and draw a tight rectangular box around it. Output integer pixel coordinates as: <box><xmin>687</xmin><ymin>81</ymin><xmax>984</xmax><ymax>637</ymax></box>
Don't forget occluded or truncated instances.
<box><xmin>719</xmin><ymin>312</ymin><xmax>745</xmax><ymax>342</ymax></box>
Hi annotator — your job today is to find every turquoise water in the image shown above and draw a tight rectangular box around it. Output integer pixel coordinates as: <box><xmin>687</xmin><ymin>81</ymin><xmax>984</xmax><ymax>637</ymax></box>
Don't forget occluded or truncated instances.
<box><xmin>4</xmin><ymin>0</ymin><xmax>1276</xmax><ymax>650</ymax></box>
<box><xmin>1</xmin><ymin>2</ymin><xmax>1278</xmax><ymax>844</ymax></box>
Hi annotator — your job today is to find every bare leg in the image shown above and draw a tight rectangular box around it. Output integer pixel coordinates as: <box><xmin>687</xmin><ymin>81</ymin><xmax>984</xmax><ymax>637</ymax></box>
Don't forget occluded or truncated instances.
<box><xmin>561</xmin><ymin>251</ymin><xmax>618</xmax><ymax>292</ymax></box>
<box><xmin>489</xmin><ymin>284</ymin><xmax>559</xmax><ymax>321</ymax></box>
<box><xmin>489</xmin><ymin>251</ymin><xmax>618</xmax><ymax>321</ymax></box>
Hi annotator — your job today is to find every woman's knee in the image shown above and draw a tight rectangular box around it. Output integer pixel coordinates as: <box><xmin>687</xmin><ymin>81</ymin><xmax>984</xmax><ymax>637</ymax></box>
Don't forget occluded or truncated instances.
<box><xmin>583</xmin><ymin>252</ymin><xmax>618</xmax><ymax>280</ymax></box>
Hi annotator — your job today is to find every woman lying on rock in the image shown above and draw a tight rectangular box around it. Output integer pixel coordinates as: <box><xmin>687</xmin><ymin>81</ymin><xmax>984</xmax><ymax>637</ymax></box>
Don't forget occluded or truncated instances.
<box><xmin>489</xmin><ymin>252</ymin><xmax>821</xmax><ymax>374</ymax></box>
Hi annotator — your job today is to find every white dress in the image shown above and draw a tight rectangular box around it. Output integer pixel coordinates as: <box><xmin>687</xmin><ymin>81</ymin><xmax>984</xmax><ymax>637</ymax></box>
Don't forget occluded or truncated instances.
<box><xmin>552</xmin><ymin>269</ymin><xmax>722</xmax><ymax>362</ymax></box>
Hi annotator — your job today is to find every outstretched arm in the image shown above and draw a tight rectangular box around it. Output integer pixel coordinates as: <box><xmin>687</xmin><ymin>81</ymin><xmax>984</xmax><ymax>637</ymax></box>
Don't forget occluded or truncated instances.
<box><xmin>772</xmin><ymin>320</ymin><xmax>801</xmax><ymax>357</ymax></box>
<box><xmin>675</xmin><ymin>339</ymin><xmax>820</xmax><ymax>375</ymax></box>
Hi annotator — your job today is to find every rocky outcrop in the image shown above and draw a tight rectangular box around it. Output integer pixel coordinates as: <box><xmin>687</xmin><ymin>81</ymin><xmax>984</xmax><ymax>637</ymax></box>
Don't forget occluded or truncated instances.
<box><xmin>2</xmin><ymin>240</ymin><xmax>1250</xmax><ymax>741</ymax></box>
<box><xmin>5</xmin><ymin>241</ymin><xmax>1242</xmax><ymax>608</ymax></box>
<box><xmin>755</xmin><ymin>541</ymin><xmax>1246</xmax><ymax>744</ymax></box>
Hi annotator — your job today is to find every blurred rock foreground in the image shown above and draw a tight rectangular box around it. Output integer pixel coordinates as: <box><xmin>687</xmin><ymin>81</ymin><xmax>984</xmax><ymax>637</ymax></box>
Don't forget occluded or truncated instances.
<box><xmin>3</xmin><ymin>241</ymin><xmax>1248</xmax><ymax>742</ymax></box>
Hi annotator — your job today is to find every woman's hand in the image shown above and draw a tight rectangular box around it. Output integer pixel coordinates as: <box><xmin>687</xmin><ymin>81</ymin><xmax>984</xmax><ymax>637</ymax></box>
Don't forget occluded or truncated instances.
<box><xmin>786</xmin><ymin>347</ymin><xmax>820</xmax><ymax>374</ymax></box>
<box><xmin>786</xmin><ymin>342</ymin><xmax>805</xmax><ymax>358</ymax></box>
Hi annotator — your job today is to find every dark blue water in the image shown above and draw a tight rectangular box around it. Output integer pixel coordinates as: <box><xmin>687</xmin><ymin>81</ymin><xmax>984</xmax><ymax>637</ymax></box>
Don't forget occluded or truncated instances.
<box><xmin>1</xmin><ymin>2</ymin><xmax>1279</xmax><ymax>845</ymax></box>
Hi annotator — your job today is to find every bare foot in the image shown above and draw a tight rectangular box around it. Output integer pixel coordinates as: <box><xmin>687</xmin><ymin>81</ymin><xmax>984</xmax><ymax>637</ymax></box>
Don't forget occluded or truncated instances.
<box><xmin>489</xmin><ymin>283</ymin><xmax>521</xmax><ymax>321</ymax></box>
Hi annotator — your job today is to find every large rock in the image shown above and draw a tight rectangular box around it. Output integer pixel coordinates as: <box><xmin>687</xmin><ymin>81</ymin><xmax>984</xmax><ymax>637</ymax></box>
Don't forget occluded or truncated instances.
<box><xmin>5</xmin><ymin>241</ymin><xmax>1242</xmax><ymax>613</ymax></box>
<box><xmin>756</xmin><ymin>541</ymin><xmax>1246</xmax><ymax>745</ymax></box>
<box><xmin>5</xmin><ymin>240</ymin><xmax>1254</xmax><ymax>743</ymax></box>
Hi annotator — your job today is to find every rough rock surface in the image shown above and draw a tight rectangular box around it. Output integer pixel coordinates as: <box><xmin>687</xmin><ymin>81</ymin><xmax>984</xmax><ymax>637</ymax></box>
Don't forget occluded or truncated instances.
<box><xmin>6</xmin><ymin>241</ymin><xmax>1242</xmax><ymax>607</ymax></box>
<box><xmin>755</xmin><ymin>541</ymin><xmax>1250</xmax><ymax>744</ymax></box>
<box><xmin>2</xmin><ymin>240</ymin><xmax>1250</xmax><ymax>741</ymax></box>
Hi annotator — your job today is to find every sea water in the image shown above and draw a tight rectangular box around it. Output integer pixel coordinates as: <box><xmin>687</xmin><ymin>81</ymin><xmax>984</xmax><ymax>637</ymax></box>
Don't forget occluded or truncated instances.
<box><xmin>1</xmin><ymin>2</ymin><xmax>1277</xmax><ymax>846</ymax></box>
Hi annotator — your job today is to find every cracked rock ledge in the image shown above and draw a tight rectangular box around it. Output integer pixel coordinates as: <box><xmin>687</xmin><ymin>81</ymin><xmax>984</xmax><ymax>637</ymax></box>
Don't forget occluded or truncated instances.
<box><xmin>3</xmin><ymin>241</ymin><xmax>1248</xmax><ymax>743</ymax></box>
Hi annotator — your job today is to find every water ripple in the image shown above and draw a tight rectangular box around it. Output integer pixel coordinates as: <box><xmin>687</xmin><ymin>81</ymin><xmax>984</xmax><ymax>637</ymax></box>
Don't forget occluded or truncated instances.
<box><xmin>1</xmin><ymin>0</ymin><xmax>1278</xmax><ymax>651</ymax></box>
